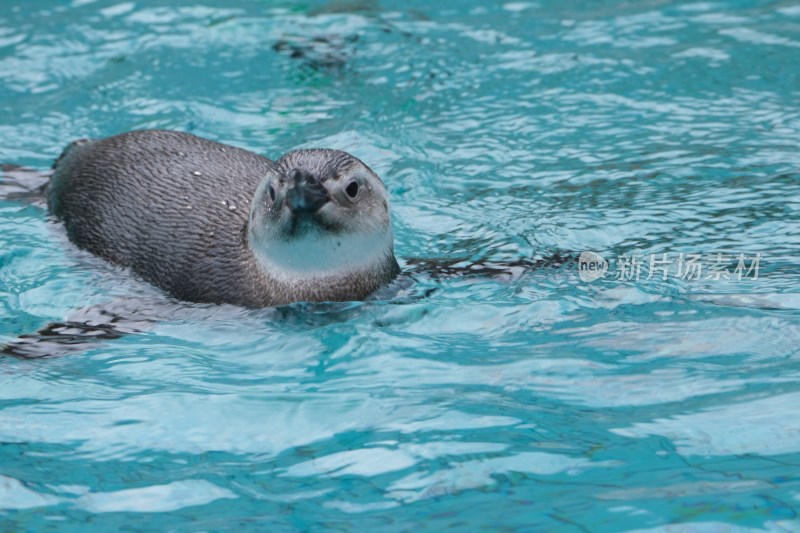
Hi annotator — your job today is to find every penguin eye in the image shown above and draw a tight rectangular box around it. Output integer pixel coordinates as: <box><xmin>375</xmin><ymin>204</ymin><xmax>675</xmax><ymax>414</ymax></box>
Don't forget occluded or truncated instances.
<box><xmin>345</xmin><ymin>181</ymin><xmax>359</xmax><ymax>199</ymax></box>
<box><xmin>268</xmin><ymin>185</ymin><xmax>276</xmax><ymax>202</ymax></box>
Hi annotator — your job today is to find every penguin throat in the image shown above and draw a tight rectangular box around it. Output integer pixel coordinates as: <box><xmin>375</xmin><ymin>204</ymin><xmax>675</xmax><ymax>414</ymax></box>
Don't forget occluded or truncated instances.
<box><xmin>249</xmin><ymin>229</ymin><xmax>393</xmax><ymax>281</ymax></box>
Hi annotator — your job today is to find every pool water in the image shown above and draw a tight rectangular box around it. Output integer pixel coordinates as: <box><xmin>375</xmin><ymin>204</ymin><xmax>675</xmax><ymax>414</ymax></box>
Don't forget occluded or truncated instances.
<box><xmin>2</xmin><ymin>0</ymin><xmax>800</xmax><ymax>530</ymax></box>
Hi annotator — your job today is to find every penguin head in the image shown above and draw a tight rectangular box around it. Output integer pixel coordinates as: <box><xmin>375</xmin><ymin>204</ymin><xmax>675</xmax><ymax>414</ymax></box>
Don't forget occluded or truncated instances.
<box><xmin>248</xmin><ymin>149</ymin><xmax>395</xmax><ymax>277</ymax></box>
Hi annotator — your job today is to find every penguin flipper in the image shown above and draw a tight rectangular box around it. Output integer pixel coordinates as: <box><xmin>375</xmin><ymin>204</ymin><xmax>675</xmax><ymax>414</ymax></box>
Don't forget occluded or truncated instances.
<box><xmin>0</xmin><ymin>164</ymin><xmax>51</xmax><ymax>207</ymax></box>
<box><xmin>1</xmin><ymin>299</ymin><xmax>162</xmax><ymax>359</ymax></box>
<box><xmin>403</xmin><ymin>252</ymin><xmax>575</xmax><ymax>281</ymax></box>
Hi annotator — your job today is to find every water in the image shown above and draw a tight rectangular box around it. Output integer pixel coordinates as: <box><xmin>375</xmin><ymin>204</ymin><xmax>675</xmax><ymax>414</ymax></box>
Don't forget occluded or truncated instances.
<box><xmin>1</xmin><ymin>0</ymin><xmax>800</xmax><ymax>530</ymax></box>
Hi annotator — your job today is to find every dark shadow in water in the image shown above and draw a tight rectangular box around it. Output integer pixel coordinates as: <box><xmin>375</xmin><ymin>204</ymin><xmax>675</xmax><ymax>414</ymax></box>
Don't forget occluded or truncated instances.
<box><xmin>270</xmin><ymin>2</ymin><xmax>416</xmax><ymax>77</ymax></box>
<box><xmin>272</xmin><ymin>34</ymin><xmax>360</xmax><ymax>72</ymax></box>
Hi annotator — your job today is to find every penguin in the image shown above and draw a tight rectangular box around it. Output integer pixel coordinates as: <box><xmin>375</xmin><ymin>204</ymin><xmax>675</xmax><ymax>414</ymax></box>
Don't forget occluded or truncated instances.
<box><xmin>46</xmin><ymin>130</ymin><xmax>400</xmax><ymax>308</ymax></box>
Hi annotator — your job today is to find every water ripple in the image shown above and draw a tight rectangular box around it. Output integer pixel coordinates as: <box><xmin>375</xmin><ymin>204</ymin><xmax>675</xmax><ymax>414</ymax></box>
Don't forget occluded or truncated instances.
<box><xmin>1</xmin><ymin>0</ymin><xmax>800</xmax><ymax>530</ymax></box>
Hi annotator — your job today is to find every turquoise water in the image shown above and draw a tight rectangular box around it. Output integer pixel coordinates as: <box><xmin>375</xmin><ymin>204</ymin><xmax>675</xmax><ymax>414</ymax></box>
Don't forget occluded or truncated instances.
<box><xmin>1</xmin><ymin>0</ymin><xmax>800</xmax><ymax>530</ymax></box>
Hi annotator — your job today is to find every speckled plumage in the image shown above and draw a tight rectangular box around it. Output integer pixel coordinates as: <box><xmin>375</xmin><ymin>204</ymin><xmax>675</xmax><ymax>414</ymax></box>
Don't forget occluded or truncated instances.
<box><xmin>48</xmin><ymin>130</ymin><xmax>399</xmax><ymax>307</ymax></box>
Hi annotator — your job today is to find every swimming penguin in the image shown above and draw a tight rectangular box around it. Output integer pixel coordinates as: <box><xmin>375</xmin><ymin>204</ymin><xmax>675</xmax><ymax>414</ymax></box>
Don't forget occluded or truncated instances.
<box><xmin>47</xmin><ymin>130</ymin><xmax>400</xmax><ymax>308</ymax></box>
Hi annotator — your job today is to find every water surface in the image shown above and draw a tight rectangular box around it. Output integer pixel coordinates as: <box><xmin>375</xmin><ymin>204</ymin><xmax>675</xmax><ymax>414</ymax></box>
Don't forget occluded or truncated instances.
<box><xmin>1</xmin><ymin>0</ymin><xmax>800</xmax><ymax>531</ymax></box>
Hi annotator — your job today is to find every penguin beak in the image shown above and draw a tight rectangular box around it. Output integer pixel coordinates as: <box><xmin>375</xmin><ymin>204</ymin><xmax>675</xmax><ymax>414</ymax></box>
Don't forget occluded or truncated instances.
<box><xmin>286</xmin><ymin>168</ymin><xmax>330</xmax><ymax>214</ymax></box>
